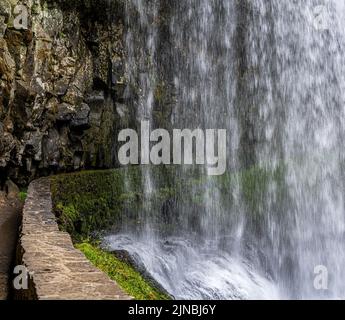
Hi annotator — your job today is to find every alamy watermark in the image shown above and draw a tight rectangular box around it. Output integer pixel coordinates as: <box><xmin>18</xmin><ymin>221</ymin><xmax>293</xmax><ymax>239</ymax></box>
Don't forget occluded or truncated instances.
<box><xmin>118</xmin><ymin>121</ymin><xmax>227</xmax><ymax>176</ymax></box>
<box><xmin>13</xmin><ymin>265</ymin><xmax>31</xmax><ymax>290</ymax></box>
<box><xmin>1</xmin><ymin>1</ymin><xmax>28</xmax><ymax>31</ymax></box>
<box><xmin>314</xmin><ymin>265</ymin><xmax>328</xmax><ymax>291</ymax></box>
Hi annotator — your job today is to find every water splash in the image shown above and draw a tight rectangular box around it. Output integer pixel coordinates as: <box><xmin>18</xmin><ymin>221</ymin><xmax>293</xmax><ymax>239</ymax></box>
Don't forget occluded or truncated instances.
<box><xmin>104</xmin><ymin>234</ymin><xmax>280</xmax><ymax>300</ymax></box>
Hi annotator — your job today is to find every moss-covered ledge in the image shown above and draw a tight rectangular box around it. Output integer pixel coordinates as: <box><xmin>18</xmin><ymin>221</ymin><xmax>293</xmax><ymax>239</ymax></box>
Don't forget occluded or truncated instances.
<box><xmin>50</xmin><ymin>167</ymin><xmax>180</xmax><ymax>240</ymax></box>
<box><xmin>16</xmin><ymin>178</ymin><xmax>132</xmax><ymax>300</ymax></box>
<box><xmin>49</xmin><ymin>168</ymin><xmax>172</xmax><ymax>300</ymax></box>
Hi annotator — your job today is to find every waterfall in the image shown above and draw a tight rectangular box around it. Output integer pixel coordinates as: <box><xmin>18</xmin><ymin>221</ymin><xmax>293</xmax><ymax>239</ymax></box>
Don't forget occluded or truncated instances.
<box><xmin>105</xmin><ymin>0</ymin><xmax>345</xmax><ymax>299</ymax></box>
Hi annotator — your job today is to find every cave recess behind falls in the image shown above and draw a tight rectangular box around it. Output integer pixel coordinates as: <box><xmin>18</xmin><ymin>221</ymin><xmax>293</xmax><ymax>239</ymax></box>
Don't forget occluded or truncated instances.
<box><xmin>104</xmin><ymin>0</ymin><xmax>345</xmax><ymax>299</ymax></box>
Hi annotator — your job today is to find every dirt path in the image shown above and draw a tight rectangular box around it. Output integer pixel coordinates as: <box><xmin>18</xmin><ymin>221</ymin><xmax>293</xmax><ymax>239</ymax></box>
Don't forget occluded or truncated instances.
<box><xmin>0</xmin><ymin>192</ymin><xmax>21</xmax><ymax>300</ymax></box>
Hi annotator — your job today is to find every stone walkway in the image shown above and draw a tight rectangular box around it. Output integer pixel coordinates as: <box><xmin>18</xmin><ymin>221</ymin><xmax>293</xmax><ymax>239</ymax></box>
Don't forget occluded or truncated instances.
<box><xmin>0</xmin><ymin>191</ymin><xmax>21</xmax><ymax>300</ymax></box>
<box><xmin>17</xmin><ymin>179</ymin><xmax>132</xmax><ymax>300</ymax></box>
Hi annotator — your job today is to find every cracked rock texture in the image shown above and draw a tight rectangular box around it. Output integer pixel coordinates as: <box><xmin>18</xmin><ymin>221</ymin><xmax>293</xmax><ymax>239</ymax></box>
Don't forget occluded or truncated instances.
<box><xmin>0</xmin><ymin>0</ymin><xmax>128</xmax><ymax>186</ymax></box>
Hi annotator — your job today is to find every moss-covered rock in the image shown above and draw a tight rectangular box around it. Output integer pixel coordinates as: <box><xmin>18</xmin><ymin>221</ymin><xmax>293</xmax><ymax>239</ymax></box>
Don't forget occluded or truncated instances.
<box><xmin>50</xmin><ymin>166</ymin><xmax>181</xmax><ymax>238</ymax></box>
<box><xmin>51</xmin><ymin>168</ymin><xmax>140</xmax><ymax>240</ymax></box>
<box><xmin>50</xmin><ymin>165</ymin><xmax>286</xmax><ymax>240</ymax></box>
<box><xmin>76</xmin><ymin>242</ymin><xmax>170</xmax><ymax>300</ymax></box>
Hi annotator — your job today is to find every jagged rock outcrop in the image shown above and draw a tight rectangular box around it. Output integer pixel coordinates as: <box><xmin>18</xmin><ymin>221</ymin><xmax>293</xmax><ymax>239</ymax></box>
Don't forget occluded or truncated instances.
<box><xmin>0</xmin><ymin>0</ymin><xmax>127</xmax><ymax>186</ymax></box>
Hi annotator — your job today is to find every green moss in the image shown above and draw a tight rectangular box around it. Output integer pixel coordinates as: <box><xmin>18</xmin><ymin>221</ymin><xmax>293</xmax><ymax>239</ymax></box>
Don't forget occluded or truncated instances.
<box><xmin>51</xmin><ymin>165</ymin><xmax>287</xmax><ymax>240</ymax></box>
<box><xmin>51</xmin><ymin>168</ymin><xmax>141</xmax><ymax>239</ymax></box>
<box><xmin>76</xmin><ymin>242</ymin><xmax>170</xmax><ymax>300</ymax></box>
<box><xmin>19</xmin><ymin>191</ymin><xmax>27</xmax><ymax>202</ymax></box>
<box><xmin>50</xmin><ymin>167</ymin><xmax>183</xmax><ymax>239</ymax></box>
<box><xmin>56</xmin><ymin>202</ymin><xmax>79</xmax><ymax>234</ymax></box>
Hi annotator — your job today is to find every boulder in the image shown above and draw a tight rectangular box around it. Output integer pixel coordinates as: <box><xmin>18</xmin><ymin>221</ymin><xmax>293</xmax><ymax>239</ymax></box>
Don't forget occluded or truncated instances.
<box><xmin>56</xmin><ymin>102</ymin><xmax>75</xmax><ymax>122</ymax></box>
<box><xmin>71</xmin><ymin>103</ymin><xmax>90</xmax><ymax>128</ymax></box>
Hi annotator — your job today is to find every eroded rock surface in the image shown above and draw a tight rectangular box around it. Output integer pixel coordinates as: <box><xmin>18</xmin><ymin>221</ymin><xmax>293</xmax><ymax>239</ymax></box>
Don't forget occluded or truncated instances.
<box><xmin>0</xmin><ymin>0</ymin><xmax>127</xmax><ymax>186</ymax></box>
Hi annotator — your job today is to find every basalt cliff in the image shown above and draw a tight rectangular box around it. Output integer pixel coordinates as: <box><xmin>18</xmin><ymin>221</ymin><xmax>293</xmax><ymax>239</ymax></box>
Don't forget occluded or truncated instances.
<box><xmin>0</xmin><ymin>0</ymin><xmax>129</xmax><ymax>186</ymax></box>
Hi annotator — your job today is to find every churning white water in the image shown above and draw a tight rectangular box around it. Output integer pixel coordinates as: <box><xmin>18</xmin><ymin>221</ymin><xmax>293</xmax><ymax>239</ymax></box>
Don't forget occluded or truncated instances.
<box><xmin>106</xmin><ymin>1</ymin><xmax>345</xmax><ymax>299</ymax></box>
<box><xmin>104</xmin><ymin>234</ymin><xmax>280</xmax><ymax>300</ymax></box>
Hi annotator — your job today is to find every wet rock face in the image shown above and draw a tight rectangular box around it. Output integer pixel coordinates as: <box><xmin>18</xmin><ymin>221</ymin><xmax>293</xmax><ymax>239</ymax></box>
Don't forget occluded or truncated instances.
<box><xmin>0</xmin><ymin>0</ymin><xmax>126</xmax><ymax>186</ymax></box>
